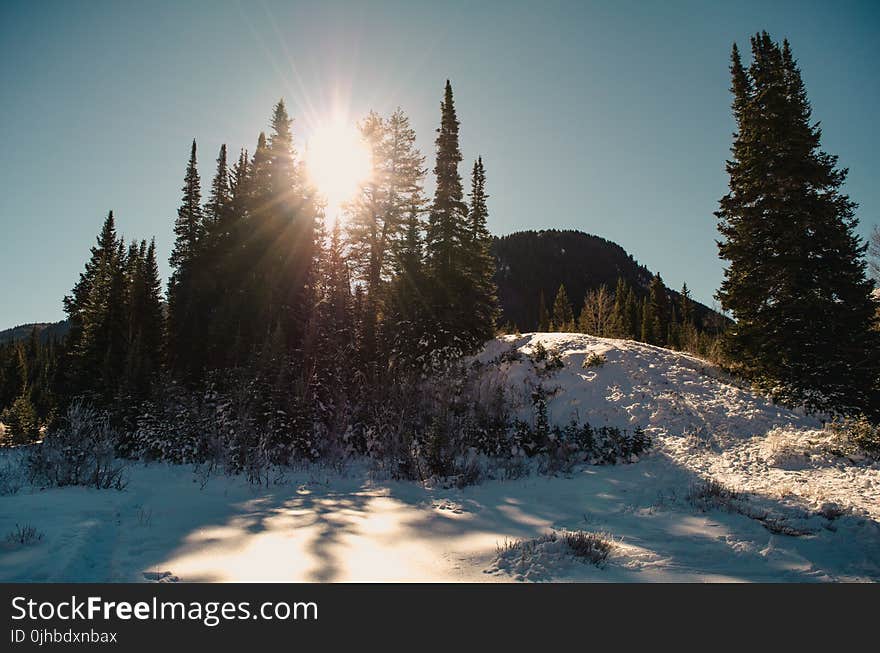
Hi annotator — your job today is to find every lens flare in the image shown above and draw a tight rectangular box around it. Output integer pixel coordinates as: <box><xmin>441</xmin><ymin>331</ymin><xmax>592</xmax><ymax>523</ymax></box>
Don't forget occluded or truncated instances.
<box><xmin>304</xmin><ymin>116</ymin><xmax>372</xmax><ymax>219</ymax></box>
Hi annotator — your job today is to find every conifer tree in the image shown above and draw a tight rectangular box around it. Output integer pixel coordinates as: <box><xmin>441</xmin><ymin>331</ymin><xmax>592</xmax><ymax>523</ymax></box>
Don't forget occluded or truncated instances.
<box><xmin>347</xmin><ymin>109</ymin><xmax>426</xmax><ymax>368</ymax></box>
<box><xmin>679</xmin><ymin>282</ymin><xmax>693</xmax><ymax>327</ymax></box>
<box><xmin>463</xmin><ymin>156</ymin><xmax>499</xmax><ymax>343</ymax></box>
<box><xmin>385</xmin><ymin>202</ymin><xmax>431</xmax><ymax>370</ymax></box>
<box><xmin>537</xmin><ymin>290</ymin><xmax>550</xmax><ymax>332</ymax></box>
<box><xmin>63</xmin><ymin>211</ymin><xmax>128</xmax><ymax>399</ymax></box>
<box><xmin>124</xmin><ymin>239</ymin><xmax>164</xmax><ymax>397</ymax></box>
<box><xmin>647</xmin><ymin>273</ymin><xmax>669</xmax><ymax>347</ymax></box>
<box><xmin>425</xmin><ymin>80</ymin><xmax>470</xmax><ymax>350</ymax></box>
<box><xmin>716</xmin><ymin>33</ymin><xmax>879</xmax><ymax>413</ymax></box>
<box><xmin>640</xmin><ymin>296</ymin><xmax>651</xmax><ymax>344</ymax></box>
<box><xmin>64</xmin><ymin>211</ymin><xmax>119</xmax><ymax>357</ymax></box>
<box><xmin>251</xmin><ymin>101</ymin><xmax>319</xmax><ymax>355</ymax></box>
<box><xmin>202</xmin><ymin>144</ymin><xmax>236</xmax><ymax>368</ymax></box>
<box><xmin>551</xmin><ymin>284</ymin><xmax>575</xmax><ymax>332</ymax></box>
<box><xmin>167</xmin><ymin>140</ymin><xmax>206</xmax><ymax>381</ymax></box>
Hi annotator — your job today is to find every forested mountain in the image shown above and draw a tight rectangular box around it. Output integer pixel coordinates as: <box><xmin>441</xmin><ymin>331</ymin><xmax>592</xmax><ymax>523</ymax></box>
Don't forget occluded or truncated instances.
<box><xmin>491</xmin><ymin>229</ymin><xmax>728</xmax><ymax>332</ymax></box>
<box><xmin>0</xmin><ymin>321</ymin><xmax>70</xmax><ymax>344</ymax></box>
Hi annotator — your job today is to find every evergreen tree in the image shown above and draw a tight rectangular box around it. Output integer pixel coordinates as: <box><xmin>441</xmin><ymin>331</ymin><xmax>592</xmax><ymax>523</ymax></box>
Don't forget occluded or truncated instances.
<box><xmin>202</xmin><ymin>144</ymin><xmax>236</xmax><ymax>369</ymax></box>
<box><xmin>537</xmin><ymin>289</ymin><xmax>550</xmax><ymax>332</ymax></box>
<box><xmin>646</xmin><ymin>273</ymin><xmax>669</xmax><ymax>346</ymax></box>
<box><xmin>551</xmin><ymin>284</ymin><xmax>575</xmax><ymax>332</ymax></box>
<box><xmin>425</xmin><ymin>80</ymin><xmax>471</xmax><ymax>350</ymax></box>
<box><xmin>716</xmin><ymin>33</ymin><xmax>879</xmax><ymax>413</ymax></box>
<box><xmin>385</xmin><ymin>202</ymin><xmax>432</xmax><ymax>371</ymax></box>
<box><xmin>463</xmin><ymin>156</ymin><xmax>499</xmax><ymax>342</ymax></box>
<box><xmin>124</xmin><ymin>239</ymin><xmax>164</xmax><ymax>397</ymax></box>
<box><xmin>248</xmin><ymin>101</ymin><xmax>320</xmax><ymax>356</ymax></box>
<box><xmin>640</xmin><ymin>296</ymin><xmax>651</xmax><ymax>344</ymax></box>
<box><xmin>205</xmin><ymin>144</ymin><xmax>231</xmax><ymax>230</ymax></box>
<box><xmin>63</xmin><ymin>211</ymin><xmax>119</xmax><ymax>361</ymax></box>
<box><xmin>347</xmin><ymin>109</ymin><xmax>426</xmax><ymax>368</ymax></box>
<box><xmin>167</xmin><ymin>140</ymin><xmax>206</xmax><ymax>381</ymax></box>
<box><xmin>64</xmin><ymin>211</ymin><xmax>128</xmax><ymax>399</ymax></box>
<box><xmin>679</xmin><ymin>282</ymin><xmax>694</xmax><ymax>327</ymax></box>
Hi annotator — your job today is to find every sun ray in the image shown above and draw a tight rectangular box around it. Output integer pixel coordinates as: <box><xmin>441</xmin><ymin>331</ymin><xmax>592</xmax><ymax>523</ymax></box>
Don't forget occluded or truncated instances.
<box><xmin>304</xmin><ymin>113</ymin><xmax>372</xmax><ymax>221</ymax></box>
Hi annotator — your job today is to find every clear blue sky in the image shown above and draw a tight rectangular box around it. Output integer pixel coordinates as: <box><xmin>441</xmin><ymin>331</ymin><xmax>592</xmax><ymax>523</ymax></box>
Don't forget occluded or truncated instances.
<box><xmin>1</xmin><ymin>0</ymin><xmax>878</xmax><ymax>326</ymax></box>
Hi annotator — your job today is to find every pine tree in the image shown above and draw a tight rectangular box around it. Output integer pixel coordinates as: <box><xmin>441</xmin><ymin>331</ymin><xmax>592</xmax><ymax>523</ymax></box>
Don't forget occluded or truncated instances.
<box><xmin>646</xmin><ymin>273</ymin><xmax>669</xmax><ymax>346</ymax></box>
<box><xmin>716</xmin><ymin>33</ymin><xmax>879</xmax><ymax>413</ymax></box>
<box><xmin>248</xmin><ymin>101</ymin><xmax>320</xmax><ymax>356</ymax></box>
<box><xmin>347</xmin><ymin>109</ymin><xmax>426</xmax><ymax>368</ymax></box>
<box><xmin>385</xmin><ymin>202</ymin><xmax>432</xmax><ymax>371</ymax></box>
<box><xmin>64</xmin><ymin>211</ymin><xmax>128</xmax><ymax>399</ymax></box>
<box><xmin>677</xmin><ymin>282</ymin><xmax>696</xmax><ymax>351</ymax></box>
<box><xmin>169</xmin><ymin>140</ymin><xmax>204</xmax><ymax>270</ymax></box>
<box><xmin>537</xmin><ymin>290</ymin><xmax>550</xmax><ymax>332</ymax></box>
<box><xmin>64</xmin><ymin>211</ymin><xmax>119</xmax><ymax>358</ymax></box>
<box><xmin>463</xmin><ymin>156</ymin><xmax>499</xmax><ymax>343</ymax></box>
<box><xmin>425</xmin><ymin>80</ymin><xmax>470</xmax><ymax>350</ymax></box>
<box><xmin>551</xmin><ymin>284</ymin><xmax>574</xmax><ymax>332</ymax></box>
<box><xmin>679</xmin><ymin>282</ymin><xmax>693</xmax><ymax>327</ymax></box>
<box><xmin>124</xmin><ymin>239</ymin><xmax>164</xmax><ymax>397</ymax></box>
<box><xmin>205</xmin><ymin>144</ymin><xmax>231</xmax><ymax>229</ymax></box>
<box><xmin>202</xmin><ymin>144</ymin><xmax>236</xmax><ymax>369</ymax></box>
<box><xmin>167</xmin><ymin>140</ymin><xmax>206</xmax><ymax>382</ymax></box>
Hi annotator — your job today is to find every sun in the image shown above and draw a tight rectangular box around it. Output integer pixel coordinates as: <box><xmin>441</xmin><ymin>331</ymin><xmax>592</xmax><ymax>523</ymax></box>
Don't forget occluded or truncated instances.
<box><xmin>304</xmin><ymin>116</ymin><xmax>373</xmax><ymax>219</ymax></box>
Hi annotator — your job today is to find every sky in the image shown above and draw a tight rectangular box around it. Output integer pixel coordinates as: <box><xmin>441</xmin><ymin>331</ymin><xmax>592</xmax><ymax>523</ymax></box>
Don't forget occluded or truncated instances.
<box><xmin>1</xmin><ymin>0</ymin><xmax>878</xmax><ymax>326</ymax></box>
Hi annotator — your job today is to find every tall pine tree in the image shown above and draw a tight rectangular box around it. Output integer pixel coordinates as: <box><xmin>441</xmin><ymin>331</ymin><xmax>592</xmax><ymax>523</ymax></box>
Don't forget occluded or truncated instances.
<box><xmin>716</xmin><ymin>33</ymin><xmax>878</xmax><ymax>414</ymax></box>
<box><xmin>425</xmin><ymin>80</ymin><xmax>471</xmax><ymax>351</ymax></box>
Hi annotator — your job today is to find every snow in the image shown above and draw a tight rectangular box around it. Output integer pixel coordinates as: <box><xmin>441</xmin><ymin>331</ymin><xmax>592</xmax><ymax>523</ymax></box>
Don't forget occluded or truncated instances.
<box><xmin>1</xmin><ymin>333</ymin><xmax>878</xmax><ymax>582</ymax></box>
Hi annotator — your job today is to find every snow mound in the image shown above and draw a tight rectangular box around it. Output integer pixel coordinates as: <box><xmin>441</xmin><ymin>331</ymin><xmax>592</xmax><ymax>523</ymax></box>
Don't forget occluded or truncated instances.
<box><xmin>478</xmin><ymin>332</ymin><xmax>820</xmax><ymax>439</ymax></box>
<box><xmin>487</xmin><ymin>530</ymin><xmax>615</xmax><ymax>582</ymax></box>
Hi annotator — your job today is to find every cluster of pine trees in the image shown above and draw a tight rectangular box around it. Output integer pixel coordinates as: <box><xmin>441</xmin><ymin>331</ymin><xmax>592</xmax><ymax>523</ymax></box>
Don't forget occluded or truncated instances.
<box><xmin>537</xmin><ymin>275</ymin><xmax>720</xmax><ymax>356</ymax></box>
<box><xmin>715</xmin><ymin>33</ymin><xmax>879</xmax><ymax>415</ymax></box>
<box><xmin>0</xmin><ymin>81</ymin><xmax>500</xmax><ymax>455</ymax></box>
<box><xmin>0</xmin><ymin>329</ymin><xmax>60</xmax><ymax>444</ymax></box>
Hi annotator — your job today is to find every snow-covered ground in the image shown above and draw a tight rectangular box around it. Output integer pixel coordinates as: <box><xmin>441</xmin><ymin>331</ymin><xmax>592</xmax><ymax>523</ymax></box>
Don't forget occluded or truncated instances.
<box><xmin>1</xmin><ymin>333</ymin><xmax>878</xmax><ymax>582</ymax></box>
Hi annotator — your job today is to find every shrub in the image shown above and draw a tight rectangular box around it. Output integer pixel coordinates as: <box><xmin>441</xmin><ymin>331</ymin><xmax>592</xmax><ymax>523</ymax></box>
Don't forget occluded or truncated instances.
<box><xmin>545</xmin><ymin>349</ymin><xmax>564</xmax><ymax>371</ymax></box>
<box><xmin>0</xmin><ymin>457</ymin><xmax>23</xmax><ymax>495</ymax></box>
<box><xmin>563</xmin><ymin>530</ymin><xmax>614</xmax><ymax>565</ymax></box>
<box><xmin>5</xmin><ymin>523</ymin><xmax>43</xmax><ymax>547</ymax></box>
<box><xmin>686</xmin><ymin>478</ymin><xmax>740</xmax><ymax>511</ymax></box>
<box><xmin>530</xmin><ymin>340</ymin><xmax>548</xmax><ymax>362</ymax></box>
<box><xmin>582</xmin><ymin>351</ymin><xmax>606</xmax><ymax>368</ymax></box>
<box><xmin>827</xmin><ymin>415</ymin><xmax>880</xmax><ymax>460</ymax></box>
<box><xmin>26</xmin><ymin>400</ymin><xmax>127</xmax><ymax>490</ymax></box>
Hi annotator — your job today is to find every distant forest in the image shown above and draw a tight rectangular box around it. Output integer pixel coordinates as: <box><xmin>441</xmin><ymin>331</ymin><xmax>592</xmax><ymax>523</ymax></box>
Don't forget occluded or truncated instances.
<box><xmin>491</xmin><ymin>229</ymin><xmax>729</xmax><ymax>334</ymax></box>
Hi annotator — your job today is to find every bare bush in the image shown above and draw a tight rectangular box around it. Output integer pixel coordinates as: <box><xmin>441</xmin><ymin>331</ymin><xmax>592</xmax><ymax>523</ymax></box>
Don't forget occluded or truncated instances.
<box><xmin>5</xmin><ymin>523</ymin><xmax>43</xmax><ymax>547</ymax></box>
<box><xmin>687</xmin><ymin>478</ymin><xmax>741</xmax><ymax>511</ymax></box>
<box><xmin>562</xmin><ymin>530</ymin><xmax>614</xmax><ymax>565</ymax></box>
<box><xmin>26</xmin><ymin>400</ymin><xmax>127</xmax><ymax>490</ymax></box>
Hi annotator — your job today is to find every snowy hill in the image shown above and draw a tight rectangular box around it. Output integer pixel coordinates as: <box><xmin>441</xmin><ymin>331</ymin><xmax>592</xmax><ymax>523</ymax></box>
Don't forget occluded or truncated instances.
<box><xmin>478</xmin><ymin>332</ymin><xmax>816</xmax><ymax>439</ymax></box>
<box><xmin>1</xmin><ymin>334</ymin><xmax>878</xmax><ymax>582</ymax></box>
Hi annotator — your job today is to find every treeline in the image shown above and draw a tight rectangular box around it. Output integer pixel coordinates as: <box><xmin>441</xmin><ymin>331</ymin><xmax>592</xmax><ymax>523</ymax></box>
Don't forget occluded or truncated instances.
<box><xmin>536</xmin><ymin>274</ymin><xmax>722</xmax><ymax>357</ymax></box>
<box><xmin>1</xmin><ymin>81</ymin><xmax>500</xmax><ymax>462</ymax></box>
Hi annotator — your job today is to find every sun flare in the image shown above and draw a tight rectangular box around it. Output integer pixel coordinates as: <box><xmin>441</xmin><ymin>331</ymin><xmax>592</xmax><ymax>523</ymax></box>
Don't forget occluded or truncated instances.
<box><xmin>304</xmin><ymin>117</ymin><xmax>372</xmax><ymax>219</ymax></box>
